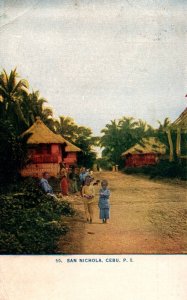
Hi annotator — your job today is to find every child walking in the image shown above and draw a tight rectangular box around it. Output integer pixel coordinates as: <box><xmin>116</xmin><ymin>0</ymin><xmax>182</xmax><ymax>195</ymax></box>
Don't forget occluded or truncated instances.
<box><xmin>82</xmin><ymin>176</ymin><xmax>95</xmax><ymax>224</ymax></box>
<box><xmin>98</xmin><ymin>180</ymin><xmax>110</xmax><ymax>224</ymax></box>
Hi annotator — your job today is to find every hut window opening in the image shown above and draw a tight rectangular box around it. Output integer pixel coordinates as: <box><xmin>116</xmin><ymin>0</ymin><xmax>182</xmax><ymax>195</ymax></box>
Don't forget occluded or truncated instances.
<box><xmin>42</xmin><ymin>144</ymin><xmax>51</xmax><ymax>155</ymax></box>
<box><xmin>35</xmin><ymin>145</ymin><xmax>43</xmax><ymax>154</ymax></box>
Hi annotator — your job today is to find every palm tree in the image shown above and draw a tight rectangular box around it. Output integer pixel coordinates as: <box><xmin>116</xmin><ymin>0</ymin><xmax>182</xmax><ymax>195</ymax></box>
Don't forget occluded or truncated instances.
<box><xmin>119</xmin><ymin>116</ymin><xmax>139</xmax><ymax>145</ymax></box>
<box><xmin>55</xmin><ymin>116</ymin><xmax>79</xmax><ymax>142</ymax></box>
<box><xmin>100</xmin><ymin>120</ymin><xmax>122</xmax><ymax>164</ymax></box>
<box><xmin>21</xmin><ymin>90</ymin><xmax>54</xmax><ymax>130</ymax></box>
<box><xmin>100</xmin><ymin>116</ymin><xmax>157</xmax><ymax>167</ymax></box>
<box><xmin>0</xmin><ymin>68</ymin><xmax>29</xmax><ymax>132</ymax></box>
<box><xmin>101</xmin><ymin>120</ymin><xmax>119</xmax><ymax>146</ymax></box>
<box><xmin>158</xmin><ymin>118</ymin><xmax>174</xmax><ymax>161</ymax></box>
<box><xmin>119</xmin><ymin>116</ymin><xmax>138</xmax><ymax>129</ymax></box>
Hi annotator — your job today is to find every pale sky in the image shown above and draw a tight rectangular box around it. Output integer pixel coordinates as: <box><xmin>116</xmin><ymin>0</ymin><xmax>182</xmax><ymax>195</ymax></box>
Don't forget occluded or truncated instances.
<box><xmin>0</xmin><ymin>0</ymin><xmax>186</xmax><ymax>135</ymax></box>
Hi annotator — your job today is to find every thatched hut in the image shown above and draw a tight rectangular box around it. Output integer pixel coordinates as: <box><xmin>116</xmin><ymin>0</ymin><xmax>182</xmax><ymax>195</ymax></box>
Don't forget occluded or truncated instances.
<box><xmin>122</xmin><ymin>137</ymin><xmax>167</xmax><ymax>167</ymax></box>
<box><xmin>21</xmin><ymin>117</ymin><xmax>81</xmax><ymax>177</ymax></box>
<box><xmin>172</xmin><ymin>108</ymin><xmax>187</xmax><ymax>160</ymax></box>
<box><xmin>63</xmin><ymin>140</ymin><xmax>81</xmax><ymax>166</ymax></box>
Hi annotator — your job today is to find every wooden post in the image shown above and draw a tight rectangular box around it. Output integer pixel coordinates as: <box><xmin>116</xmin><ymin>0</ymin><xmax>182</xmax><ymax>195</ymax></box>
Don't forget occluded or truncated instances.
<box><xmin>166</xmin><ymin>129</ymin><xmax>174</xmax><ymax>162</ymax></box>
<box><xmin>176</xmin><ymin>127</ymin><xmax>181</xmax><ymax>157</ymax></box>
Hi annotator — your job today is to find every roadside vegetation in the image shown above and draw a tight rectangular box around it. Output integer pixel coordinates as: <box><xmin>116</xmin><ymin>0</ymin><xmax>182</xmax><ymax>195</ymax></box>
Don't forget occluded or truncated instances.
<box><xmin>123</xmin><ymin>160</ymin><xmax>187</xmax><ymax>181</ymax></box>
<box><xmin>99</xmin><ymin>116</ymin><xmax>184</xmax><ymax>168</ymax></box>
<box><xmin>0</xmin><ymin>68</ymin><xmax>94</xmax><ymax>254</ymax></box>
<box><xmin>0</xmin><ymin>68</ymin><xmax>186</xmax><ymax>253</ymax></box>
<box><xmin>0</xmin><ymin>68</ymin><xmax>98</xmax><ymax>184</ymax></box>
<box><xmin>99</xmin><ymin>115</ymin><xmax>186</xmax><ymax>180</ymax></box>
<box><xmin>0</xmin><ymin>178</ymin><xmax>74</xmax><ymax>254</ymax></box>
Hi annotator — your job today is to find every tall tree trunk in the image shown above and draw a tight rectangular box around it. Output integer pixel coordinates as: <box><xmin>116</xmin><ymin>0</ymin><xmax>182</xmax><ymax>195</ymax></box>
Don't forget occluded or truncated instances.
<box><xmin>176</xmin><ymin>127</ymin><xmax>181</xmax><ymax>163</ymax></box>
<box><xmin>176</xmin><ymin>127</ymin><xmax>181</xmax><ymax>157</ymax></box>
<box><xmin>166</xmin><ymin>129</ymin><xmax>174</xmax><ymax>162</ymax></box>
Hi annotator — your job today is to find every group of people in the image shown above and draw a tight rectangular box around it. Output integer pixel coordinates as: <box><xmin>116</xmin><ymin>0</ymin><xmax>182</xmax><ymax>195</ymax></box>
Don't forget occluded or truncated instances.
<box><xmin>60</xmin><ymin>166</ymin><xmax>93</xmax><ymax>196</ymax></box>
<box><xmin>82</xmin><ymin>176</ymin><xmax>110</xmax><ymax>224</ymax></box>
<box><xmin>39</xmin><ymin>167</ymin><xmax>111</xmax><ymax>224</ymax></box>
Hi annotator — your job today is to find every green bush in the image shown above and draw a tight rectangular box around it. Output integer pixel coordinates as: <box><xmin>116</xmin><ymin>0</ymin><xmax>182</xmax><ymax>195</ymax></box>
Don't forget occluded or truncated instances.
<box><xmin>0</xmin><ymin>178</ymin><xmax>74</xmax><ymax>254</ymax></box>
<box><xmin>123</xmin><ymin>160</ymin><xmax>187</xmax><ymax>180</ymax></box>
<box><xmin>0</xmin><ymin>120</ymin><xmax>29</xmax><ymax>186</ymax></box>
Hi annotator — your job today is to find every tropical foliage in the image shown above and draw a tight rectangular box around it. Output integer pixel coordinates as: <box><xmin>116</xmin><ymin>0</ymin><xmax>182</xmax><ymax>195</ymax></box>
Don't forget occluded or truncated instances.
<box><xmin>0</xmin><ymin>68</ymin><xmax>29</xmax><ymax>133</ymax></box>
<box><xmin>157</xmin><ymin>117</ymin><xmax>175</xmax><ymax>161</ymax></box>
<box><xmin>0</xmin><ymin>119</ymin><xmax>29</xmax><ymax>185</ymax></box>
<box><xmin>99</xmin><ymin>113</ymin><xmax>186</xmax><ymax>169</ymax></box>
<box><xmin>20</xmin><ymin>90</ymin><xmax>54</xmax><ymax>130</ymax></box>
<box><xmin>0</xmin><ymin>178</ymin><xmax>74</xmax><ymax>254</ymax></box>
<box><xmin>0</xmin><ymin>68</ymin><xmax>98</xmax><ymax>186</ymax></box>
<box><xmin>100</xmin><ymin>117</ymin><xmax>156</xmax><ymax>167</ymax></box>
<box><xmin>55</xmin><ymin>116</ymin><xmax>98</xmax><ymax>168</ymax></box>
<box><xmin>0</xmin><ymin>68</ymin><xmax>54</xmax><ymax>135</ymax></box>
<box><xmin>124</xmin><ymin>160</ymin><xmax>187</xmax><ymax>180</ymax></box>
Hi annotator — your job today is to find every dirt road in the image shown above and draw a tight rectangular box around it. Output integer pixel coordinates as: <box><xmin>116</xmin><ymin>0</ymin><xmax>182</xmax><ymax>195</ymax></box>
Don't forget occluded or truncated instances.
<box><xmin>58</xmin><ymin>172</ymin><xmax>187</xmax><ymax>254</ymax></box>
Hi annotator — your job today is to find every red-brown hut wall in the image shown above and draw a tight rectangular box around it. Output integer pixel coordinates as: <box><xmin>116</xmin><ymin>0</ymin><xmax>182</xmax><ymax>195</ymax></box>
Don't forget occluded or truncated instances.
<box><xmin>29</xmin><ymin>144</ymin><xmax>63</xmax><ymax>164</ymax></box>
<box><xmin>64</xmin><ymin>152</ymin><xmax>77</xmax><ymax>166</ymax></box>
<box><xmin>51</xmin><ymin>144</ymin><xmax>63</xmax><ymax>163</ymax></box>
<box><xmin>125</xmin><ymin>153</ymin><xmax>158</xmax><ymax>167</ymax></box>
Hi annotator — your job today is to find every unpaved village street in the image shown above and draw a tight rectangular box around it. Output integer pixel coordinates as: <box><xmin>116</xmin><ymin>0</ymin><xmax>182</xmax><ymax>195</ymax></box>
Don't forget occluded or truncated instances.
<box><xmin>58</xmin><ymin>172</ymin><xmax>187</xmax><ymax>254</ymax></box>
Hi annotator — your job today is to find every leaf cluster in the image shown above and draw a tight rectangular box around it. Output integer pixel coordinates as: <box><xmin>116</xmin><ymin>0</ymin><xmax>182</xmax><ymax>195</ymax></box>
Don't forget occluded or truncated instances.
<box><xmin>55</xmin><ymin>116</ymin><xmax>97</xmax><ymax>168</ymax></box>
<box><xmin>0</xmin><ymin>178</ymin><xmax>74</xmax><ymax>254</ymax></box>
<box><xmin>100</xmin><ymin>117</ymin><xmax>156</xmax><ymax>166</ymax></box>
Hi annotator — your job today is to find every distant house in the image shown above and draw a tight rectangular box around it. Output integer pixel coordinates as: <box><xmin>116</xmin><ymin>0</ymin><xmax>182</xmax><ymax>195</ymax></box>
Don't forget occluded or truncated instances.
<box><xmin>20</xmin><ymin>117</ymin><xmax>81</xmax><ymax>177</ymax></box>
<box><xmin>121</xmin><ymin>137</ymin><xmax>167</xmax><ymax>168</ymax></box>
<box><xmin>172</xmin><ymin>107</ymin><xmax>187</xmax><ymax>160</ymax></box>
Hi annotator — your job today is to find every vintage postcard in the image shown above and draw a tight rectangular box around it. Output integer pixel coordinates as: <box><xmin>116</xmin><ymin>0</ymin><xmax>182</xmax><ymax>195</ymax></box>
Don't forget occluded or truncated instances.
<box><xmin>0</xmin><ymin>0</ymin><xmax>186</xmax><ymax>299</ymax></box>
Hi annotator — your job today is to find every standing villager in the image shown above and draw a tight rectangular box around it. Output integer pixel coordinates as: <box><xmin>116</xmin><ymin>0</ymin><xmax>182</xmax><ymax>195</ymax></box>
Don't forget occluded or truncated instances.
<box><xmin>82</xmin><ymin>176</ymin><xmax>95</xmax><ymax>224</ymax></box>
<box><xmin>79</xmin><ymin>167</ymin><xmax>89</xmax><ymax>186</ymax></box>
<box><xmin>69</xmin><ymin>167</ymin><xmax>79</xmax><ymax>193</ymax></box>
<box><xmin>98</xmin><ymin>180</ymin><xmax>110</xmax><ymax>224</ymax></box>
<box><xmin>76</xmin><ymin>168</ymin><xmax>82</xmax><ymax>191</ymax></box>
<box><xmin>79</xmin><ymin>167</ymin><xmax>89</xmax><ymax>195</ymax></box>
<box><xmin>60</xmin><ymin>169</ymin><xmax>69</xmax><ymax>196</ymax></box>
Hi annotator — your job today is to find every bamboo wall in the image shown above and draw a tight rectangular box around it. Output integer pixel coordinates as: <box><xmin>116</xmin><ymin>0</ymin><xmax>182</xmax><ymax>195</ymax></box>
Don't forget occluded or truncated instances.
<box><xmin>20</xmin><ymin>163</ymin><xmax>60</xmax><ymax>178</ymax></box>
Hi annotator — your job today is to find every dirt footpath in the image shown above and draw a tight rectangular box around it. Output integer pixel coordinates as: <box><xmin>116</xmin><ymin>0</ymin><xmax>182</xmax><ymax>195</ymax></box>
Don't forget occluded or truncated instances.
<box><xmin>58</xmin><ymin>172</ymin><xmax>187</xmax><ymax>254</ymax></box>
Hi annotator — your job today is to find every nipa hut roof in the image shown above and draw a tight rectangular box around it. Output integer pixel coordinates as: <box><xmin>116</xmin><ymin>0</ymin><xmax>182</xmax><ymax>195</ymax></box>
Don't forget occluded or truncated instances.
<box><xmin>122</xmin><ymin>137</ymin><xmax>166</xmax><ymax>156</ymax></box>
<box><xmin>56</xmin><ymin>135</ymin><xmax>81</xmax><ymax>152</ymax></box>
<box><xmin>172</xmin><ymin>107</ymin><xmax>187</xmax><ymax>131</ymax></box>
<box><xmin>65</xmin><ymin>142</ymin><xmax>81</xmax><ymax>152</ymax></box>
<box><xmin>22</xmin><ymin>118</ymin><xmax>81</xmax><ymax>151</ymax></box>
<box><xmin>21</xmin><ymin>118</ymin><xmax>67</xmax><ymax>144</ymax></box>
